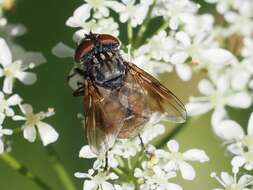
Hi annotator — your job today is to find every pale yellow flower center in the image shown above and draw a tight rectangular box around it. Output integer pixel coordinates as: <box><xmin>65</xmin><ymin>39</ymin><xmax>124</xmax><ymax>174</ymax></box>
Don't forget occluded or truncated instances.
<box><xmin>26</xmin><ymin>113</ymin><xmax>41</xmax><ymax>126</ymax></box>
<box><xmin>3</xmin><ymin>61</ymin><xmax>21</xmax><ymax>78</ymax></box>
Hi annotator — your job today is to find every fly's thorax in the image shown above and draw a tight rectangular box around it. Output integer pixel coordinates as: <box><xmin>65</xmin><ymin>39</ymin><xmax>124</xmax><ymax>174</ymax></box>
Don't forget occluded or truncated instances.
<box><xmin>86</xmin><ymin>50</ymin><xmax>127</xmax><ymax>89</ymax></box>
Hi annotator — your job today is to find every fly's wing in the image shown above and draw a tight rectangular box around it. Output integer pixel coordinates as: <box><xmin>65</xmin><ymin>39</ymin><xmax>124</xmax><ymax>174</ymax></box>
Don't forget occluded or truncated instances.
<box><xmin>127</xmin><ymin>63</ymin><xmax>187</xmax><ymax>123</ymax></box>
<box><xmin>83</xmin><ymin>81</ymin><xmax>125</xmax><ymax>155</ymax></box>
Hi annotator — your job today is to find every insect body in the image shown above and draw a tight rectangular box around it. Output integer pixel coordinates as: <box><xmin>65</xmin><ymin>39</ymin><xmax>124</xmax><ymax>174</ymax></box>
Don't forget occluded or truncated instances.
<box><xmin>72</xmin><ymin>32</ymin><xmax>186</xmax><ymax>155</ymax></box>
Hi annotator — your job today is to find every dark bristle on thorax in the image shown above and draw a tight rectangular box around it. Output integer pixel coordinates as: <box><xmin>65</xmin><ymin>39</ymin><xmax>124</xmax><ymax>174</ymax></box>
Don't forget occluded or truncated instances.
<box><xmin>80</xmin><ymin>44</ymin><xmax>128</xmax><ymax>90</ymax></box>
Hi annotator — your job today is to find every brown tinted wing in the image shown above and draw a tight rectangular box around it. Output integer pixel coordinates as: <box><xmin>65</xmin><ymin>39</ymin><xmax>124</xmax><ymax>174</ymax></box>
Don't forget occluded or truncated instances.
<box><xmin>128</xmin><ymin>63</ymin><xmax>187</xmax><ymax>123</ymax></box>
<box><xmin>83</xmin><ymin>82</ymin><xmax>125</xmax><ymax>155</ymax></box>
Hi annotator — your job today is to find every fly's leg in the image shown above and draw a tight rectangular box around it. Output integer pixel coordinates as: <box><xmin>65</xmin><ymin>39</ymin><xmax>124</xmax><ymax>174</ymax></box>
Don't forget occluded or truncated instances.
<box><xmin>138</xmin><ymin>134</ymin><xmax>153</xmax><ymax>159</ymax></box>
<box><xmin>103</xmin><ymin>151</ymin><xmax>109</xmax><ymax>172</ymax></box>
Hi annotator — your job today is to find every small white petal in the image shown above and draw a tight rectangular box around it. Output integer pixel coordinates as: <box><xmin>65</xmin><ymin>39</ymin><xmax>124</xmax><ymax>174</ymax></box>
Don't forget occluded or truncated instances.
<box><xmin>175</xmin><ymin>63</ymin><xmax>192</xmax><ymax>81</ymax></box>
<box><xmin>12</xmin><ymin>115</ymin><xmax>26</xmax><ymax>121</ymax></box>
<box><xmin>7</xmin><ymin>94</ymin><xmax>22</xmax><ymax>105</ymax></box>
<box><xmin>37</xmin><ymin>122</ymin><xmax>59</xmax><ymax>146</ymax></box>
<box><xmin>167</xmin><ymin>140</ymin><xmax>179</xmax><ymax>152</ymax></box>
<box><xmin>226</xmin><ymin>92</ymin><xmax>252</xmax><ymax>109</ymax></box>
<box><xmin>52</xmin><ymin>42</ymin><xmax>75</xmax><ymax>58</ymax></box>
<box><xmin>214</xmin><ymin>120</ymin><xmax>244</xmax><ymax>141</ymax></box>
<box><xmin>2</xmin><ymin>129</ymin><xmax>13</xmax><ymax>135</ymax></box>
<box><xmin>247</xmin><ymin>112</ymin><xmax>253</xmax><ymax>136</ymax></box>
<box><xmin>83</xmin><ymin>180</ymin><xmax>96</xmax><ymax>190</ymax></box>
<box><xmin>79</xmin><ymin>145</ymin><xmax>97</xmax><ymax>159</ymax></box>
<box><xmin>238</xmin><ymin>175</ymin><xmax>253</xmax><ymax>186</ymax></box>
<box><xmin>16</xmin><ymin>72</ymin><xmax>37</xmax><ymax>85</ymax></box>
<box><xmin>231</xmin><ymin>156</ymin><xmax>246</xmax><ymax>168</ymax></box>
<box><xmin>23</xmin><ymin>126</ymin><xmax>37</xmax><ymax>142</ymax></box>
<box><xmin>0</xmin><ymin>113</ymin><xmax>5</xmax><ymax>124</ymax></box>
<box><xmin>170</xmin><ymin>16</ymin><xmax>179</xmax><ymax>30</ymax></box>
<box><xmin>0</xmin><ymin>140</ymin><xmax>4</xmax><ymax>154</ymax></box>
<box><xmin>186</xmin><ymin>102</ymin><xmax>212</xmax><ymax>116</ymax></box>
<box><xmin>176</xmin><ymin>32</ymin><xmax>191</xmax><ymax>47</ymax></box>
<box><xmin>21</xmin><ymin>104</ymin><xmax>33</xmax><ymax>114</ymax></box>
<box><xmin>0</xmin><ymin>38</ymin><xmax>12</xmax><ymax>66</ymax></box>
<box><xmin>66</xmin><ymin>4</ymin><xmax>91</xmax><ymax>27</ymax></box>
<box><xmin>179</xmin><ymin>161</ymin><xmax>196</xmax><ymax>180</ymax></box>
<box><xmin>102</xmin><ymin>182</ymin><xmax>114</xmax><ymax>190</ymax></box>
<box><xmin>3</xmin><ymin>77</ymin><xmax>13</xmax><ymax>94</ymax></box>
<box><xmin>171</xmin><ymin>52</ymin><xmax>188</xmax><ymax>65</ymax></box>
<box><xmin>221</xmin><ymin>172</ymin><xmax>233</xmax><ymax>186</ymax></box>
<box><xmin>23</xmin><ymin>52</ymin><xmax>46</xmax><ymax>66</ymax></box>
<box><xmin>198</xmin><ymin>79</ymin><xmax>215</xmax><ymax>96</ymax></box>
<box><xmin>183</xmin><ymin>149</ymin><xmax>209</xmax><ymax>162</ymax></box>
<box><xmin>211</xmin><ymin>107</ymin><xmax>227</xmax><ymax>127</ymax></box>
<box><xmin>74</xmin><ymin>172</ymin><xmax>90</xmax><ymax>178</ymax></box>
<box><xmin>201</xmin><ymin>48</ymin><xmax>234</xmax><ymax>65</ymax></box>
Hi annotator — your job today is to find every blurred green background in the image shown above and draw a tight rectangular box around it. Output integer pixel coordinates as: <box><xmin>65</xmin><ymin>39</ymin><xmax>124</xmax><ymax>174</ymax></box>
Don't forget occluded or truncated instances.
<box><xmin>0</xmin><ymin>0</ymin><xmax>247</xmax><ymax>189</ymax></box>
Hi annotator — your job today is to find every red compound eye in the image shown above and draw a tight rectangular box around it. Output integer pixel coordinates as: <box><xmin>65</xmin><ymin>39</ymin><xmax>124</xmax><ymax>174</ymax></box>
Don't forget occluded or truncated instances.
<box><xmin>74</xmin><ymin>40</ymin><xmax>94</xmax><ymax>62</ymax></box>
<box><xmin>97</xmin><ymin>34</ymin><xmax>120</xmax><ymax>46</ymax></box>
<box><xmin>74</xmin><ymin>34</ymin><xmax>120</xmax><ymax>62</ymax></box>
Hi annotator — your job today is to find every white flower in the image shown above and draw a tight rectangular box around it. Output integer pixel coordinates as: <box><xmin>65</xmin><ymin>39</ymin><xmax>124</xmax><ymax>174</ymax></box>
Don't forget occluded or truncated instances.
<box><xmin>136</xmin><ymin>31</ymin><xmax>175</xmax><ymax>62</ymax></box>
<box><xmin>73</xmin><ymin>18</ymin><xmax>119</xmax><ymax>43</ymax></box>
<box><xmin>224</xmin><ymin>9</ymin><xmax>253</xmax><ymax>37</ymax></box>
<box><xmin>186</xmin><ymin>76</ymin><xmax>252</xmax><ymax>126</ymax></box>
<box><xmin>110</xmin><ymin>0</ymin><xmax>153</xmax><ymax>27</ymax></box>
<box><xmin>75</xmin><ymin>169</ymin><xmax>118</xmax><ymax>190</ymax></box>
<box><xmin>134</xmin><ymin>161</ymin><xmax>182</xmax><ymax>190</ymax></box>
<box><xmin>171</xmin><ymin>31</ymin><xmax>234</xmax><ymax>81</ymax></box>
<box><xmin>215</xmin><ymin>113</ymin><xmax>253</xmax><ymax>170</ymax></box>
<box><xmin>84</xmin><ymin>0</ymin><xmax>116</xmax><ymax>18</ymax></box>
<box><xmin>180</xmin><ymin>14</ymin><xmax>215</xmax><ymax>36</ymax></box>
<box><xmin>0</xmin><ymin>91</ymin><xmax>22</xmax><ymax>119</ymax></box>
<box><xmin>160</xmin><ymin>140</ymin><xmax>209</xmax><ymax>180</ymax></box>
<box><xmin>211</xmin><ymin>167</ymin><xmax>253</xmax><ymax>190</ymax></box>
<box><xmin>154</xmin><ymin>0</ymin><xmax>198</xmax><ymax>30</ymax></box>
<box><xmin>12</xmin><ymin>104</ymin><xmax>58</xmax><ymax>146</ymax></box>
<box><xmin>79</xmin><ymin>145</ymin><xmax>119</xmax><ymax>169</ymax></box>
<box><xmin>0</xmin><ymin>119</ymin><xmax>13</xmax><ymax>154</ymax></box>
<box><xmin>0</xmin><ymin>38</ymin><xmax>45</xmax><ymax>94</ymax></box>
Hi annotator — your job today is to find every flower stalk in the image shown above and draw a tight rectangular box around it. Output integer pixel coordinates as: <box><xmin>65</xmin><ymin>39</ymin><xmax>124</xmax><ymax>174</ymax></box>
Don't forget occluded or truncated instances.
<box><xmin>0</xmin><ymin>153</ymin><xmax>51</xmax><ymax>190</ymax></box>
<box><xmin>45</xmin><ymin>145</ymin><xmax>77</xmax><ymax>190</ymax></box>
<box><xmin>135</xmin><ymin>0</ymin><xmax>157</xmax><ymax>47</ymax></box>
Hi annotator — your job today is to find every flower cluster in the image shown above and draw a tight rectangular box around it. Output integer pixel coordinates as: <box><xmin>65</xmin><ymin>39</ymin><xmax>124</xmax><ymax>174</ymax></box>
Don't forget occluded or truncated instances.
<box><xmin>70</xmin><ymin>113</ymin><xmax>209</xmax><ymax>189</ymax></box>
<box><xmin>0</xmin><ymin>8</ymin><xmax>58</xmax><ymax>154</ymax></box>
<box><xmin>52</xmin><ymin>0</ymin><xmax>253</xmax><ymax>189</ymax></box>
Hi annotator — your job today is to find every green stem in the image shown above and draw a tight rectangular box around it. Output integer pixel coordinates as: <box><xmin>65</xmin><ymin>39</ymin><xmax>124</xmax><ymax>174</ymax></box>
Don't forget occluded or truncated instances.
<box><xmin>135</xmin><ymin>0</ymin><xmax>157</xmax><ymax>47</ymax></box>
<box><xmin>0</xmin><ymin>153</ymin><xmax>51</xmax><ymax>190</ymax></box>
<box><xmin>156</xmin><ymin>21</ymin><xmax>170</xmax><ymax>34</ymax></box>
<box><xmin>127</xmin><ymin>20</ymin><xmax>133</xmax><ymax>45</ymax></box>
<box><xmin>45</xmin><ymin>145</ymin><xmax>76</xmax><ymax>190</ymax></box>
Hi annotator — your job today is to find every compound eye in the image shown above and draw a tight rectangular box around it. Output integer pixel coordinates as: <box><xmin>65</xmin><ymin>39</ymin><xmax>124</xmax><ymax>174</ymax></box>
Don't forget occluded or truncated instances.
<box><xmin>75</xmin><ymin>40</ymin><xmax>95</xmax><ymax>62</ymax></box>
<box><xmin>97</xmin><ymin>34</ymin><xmax>120</xmax><ymax>46</ymax></box>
